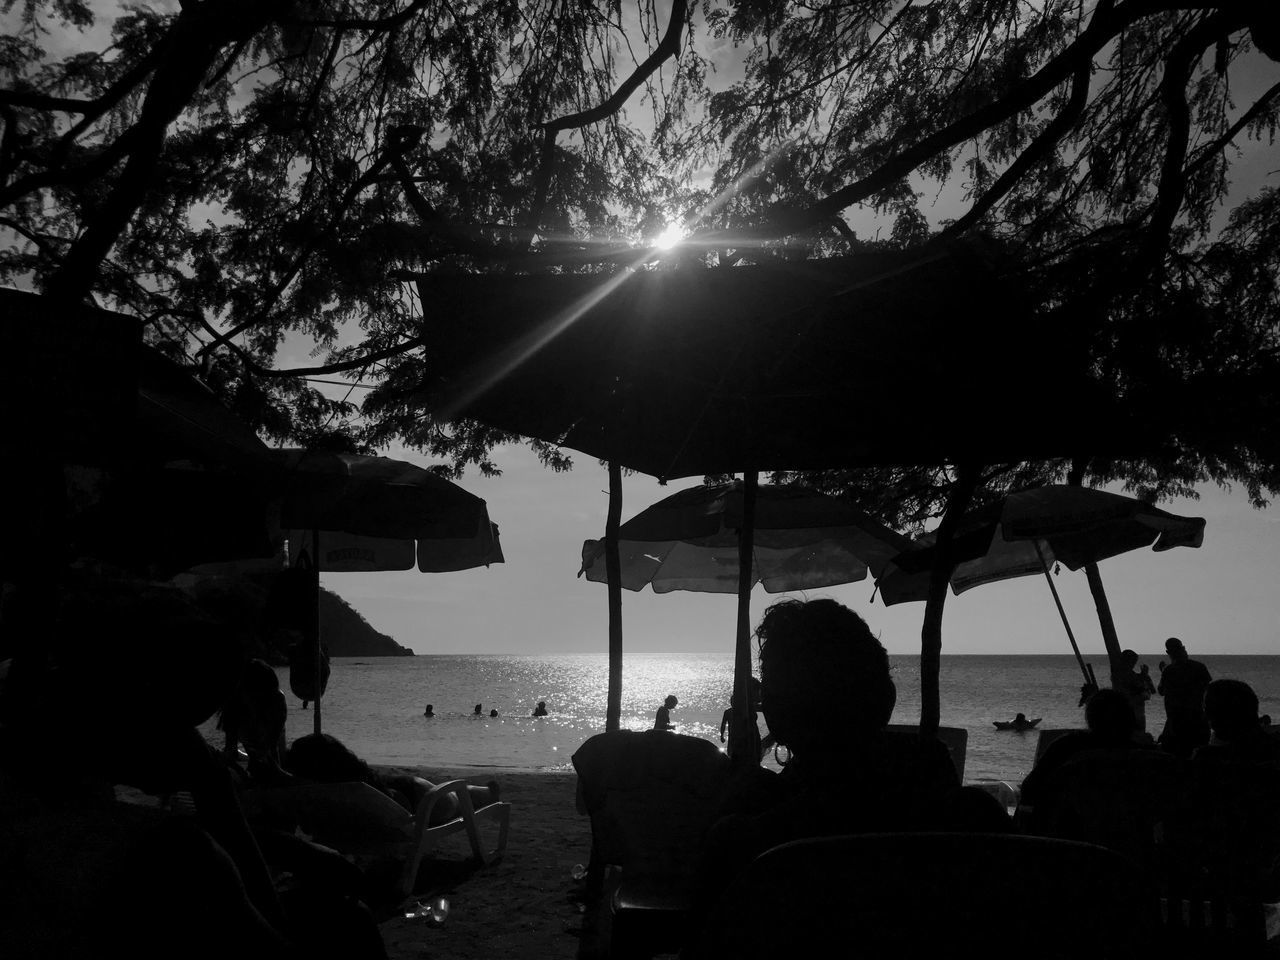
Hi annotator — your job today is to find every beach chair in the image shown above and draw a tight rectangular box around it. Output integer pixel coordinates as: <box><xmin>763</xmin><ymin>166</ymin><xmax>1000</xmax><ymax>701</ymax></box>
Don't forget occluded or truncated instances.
<box><xmin>883</xmin><ymin>723</ymin><xmax>968</xmax><ymax>781</ymax></box>
<box><xmin>690</xmin><ymin>832</ymin><xmax>1158</xmax><ymax>959</ymax></box>
<box><xmin>1158</xmin><ymin>760</ymin><xmax>1280</xmax><ymax>957</ymax></box>
<box><xmin>240</xmin><ymin>779</ymin><xmax>510</xmax><ymax>900</ymax></box>
<box><xmin>572</xmin><ymin>731</ymin><xmax>732</xmax><ymax>960</ymax></box>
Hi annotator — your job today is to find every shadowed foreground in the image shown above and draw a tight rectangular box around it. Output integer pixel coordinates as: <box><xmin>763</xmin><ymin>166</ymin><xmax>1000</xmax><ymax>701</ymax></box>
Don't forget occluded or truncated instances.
<box><xmin>378</xmin><ymin>769</ymin><xmax>588</xmax><ymax>960</ymax></box>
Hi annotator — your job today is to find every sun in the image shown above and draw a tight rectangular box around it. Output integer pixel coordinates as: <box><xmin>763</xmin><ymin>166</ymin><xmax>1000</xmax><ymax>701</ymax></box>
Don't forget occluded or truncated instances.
<box><xmin>654</xmin><ymin>222</ymin><xmax>685</xmax><ymax>250</ymax></box>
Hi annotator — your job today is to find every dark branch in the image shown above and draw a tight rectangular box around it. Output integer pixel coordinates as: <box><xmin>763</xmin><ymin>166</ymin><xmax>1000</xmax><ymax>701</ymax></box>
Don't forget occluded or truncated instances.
<box><xmin>524</xmin><ymin>0</ymin><xmax>687</xmax><ymax>235</ymax></box>
<box><xmin>287</xmin><ymin>0</ymin><xmax>431</xmax><ymax>31</ymax></box>
<box><xmin>941</xmin><ymin>12</ymin><xmax>1097</xmax><ymax>240</ymax></box>
<box><xmin>0</xmin><ymin>90</ymin><xmax>95</xmax><ymax>112</ymax></box>
<box><xmin>720</xmin><ymin>0</ymin><xmax>1164</xmax><ymax>240</ymax></box>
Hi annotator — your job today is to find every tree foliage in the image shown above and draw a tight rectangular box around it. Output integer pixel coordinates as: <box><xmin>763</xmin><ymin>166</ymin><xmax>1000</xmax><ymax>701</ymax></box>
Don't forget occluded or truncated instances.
<box><xmin>2</xmin><ymin>0</ymin><xmax>1278</xmax><ymax>499</ymax></box>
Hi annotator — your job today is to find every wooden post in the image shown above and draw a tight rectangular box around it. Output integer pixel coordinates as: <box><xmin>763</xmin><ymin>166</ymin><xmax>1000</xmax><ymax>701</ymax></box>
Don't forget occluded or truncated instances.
<box><xmin>731</xmin><ymin>471</ymin><xmax>759</xmax><ymax>765</ymax></box>
<box><xmin>1067</xmin><ymin>458</ymin><xmax>1124</xmax><ymax>686</ymax></box>
<box><xmin>604</xmin><ymin>461</ymin><xmax>623</xmax><ymax>733</ymax></box>
<box><xmin>920</xmin><ymin>464</ymin><xmax>980</xmax><ymax>740</ymax></box>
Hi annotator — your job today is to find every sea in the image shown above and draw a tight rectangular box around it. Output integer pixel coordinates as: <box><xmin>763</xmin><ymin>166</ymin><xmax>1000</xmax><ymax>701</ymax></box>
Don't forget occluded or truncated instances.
<box><xmin>214</xmin><ymin>654</ymin><xmax>1280</xmax><ymax>785</ymax></box>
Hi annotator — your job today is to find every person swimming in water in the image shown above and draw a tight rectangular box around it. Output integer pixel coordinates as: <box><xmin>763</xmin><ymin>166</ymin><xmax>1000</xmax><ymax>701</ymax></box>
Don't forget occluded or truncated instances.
<box><xmin>489</xmin><ymin>708</ymin><xmax>498</xmax><ymax>718</ymax></box>
<box><xmin>423</xmin><ymin>704</ymin><xmax>434</xmax><ymax>717</ymax></box>
<box><xmin>532</xmin><ymin>701</ymin><xmax>548</xmax><ymax>717</ymax></box>
<box><xmin>473</xmin><ymin>704</ymin><xmax>482</xmax><ymax>716</ymax></box>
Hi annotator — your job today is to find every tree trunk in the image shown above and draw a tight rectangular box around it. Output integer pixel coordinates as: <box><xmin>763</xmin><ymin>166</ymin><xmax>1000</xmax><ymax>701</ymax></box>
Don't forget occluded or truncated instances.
<box><xmin>920</xmin><ymin>464</ymin><xmax>981</xmax><ymax>739</ymax></box>
<box><xmin>730</xmin><ymin>471</ymin><xmax>758</xmax><ymax>766</ymax></box>
<box><xmin>604</xmin><ymin>461</ymin><xmax>623</xmax><ymax>733</ymax></box>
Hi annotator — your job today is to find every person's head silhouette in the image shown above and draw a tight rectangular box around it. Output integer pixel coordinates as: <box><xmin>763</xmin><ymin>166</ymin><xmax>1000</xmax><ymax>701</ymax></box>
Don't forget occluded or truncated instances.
<box><xmin>1084</xmin><ymin>688</ymin><xmax>1136</xmax><ymax>745</ymax></box>
<box><xmin>1204</xmin><ymin>679</ymin><xmax>1260</xmax><ymax>742</ymax></box>
<box><xmin>756</xmin><ymin>598</ymin><xmax>893</xmax><ymax>757</ymax></box>
<box><xmin>663</xmin><ymin>695</ymin><xmax>678</xmax><ymax>710</ymax></box>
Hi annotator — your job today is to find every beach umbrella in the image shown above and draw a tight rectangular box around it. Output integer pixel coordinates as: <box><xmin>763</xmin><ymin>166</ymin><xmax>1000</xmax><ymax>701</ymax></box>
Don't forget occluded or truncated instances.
<box><xmin>578</xmin><ymin>480</ymin><xmax>911</xmax><ymax>759</ymax></box>
<box><xmin>273</xmin><ymin>449</ymin><xmax>503</xmax><ymax>732</ymax></box>
<box><xmin>876</xmin><ymin>485</ymin><xmax>1205</xmax><ymax>686</ymax></box>
<box><xmin>579</xmin><ymin>480</ymin><xmax>909</xmax><ymax>594</ymax></box>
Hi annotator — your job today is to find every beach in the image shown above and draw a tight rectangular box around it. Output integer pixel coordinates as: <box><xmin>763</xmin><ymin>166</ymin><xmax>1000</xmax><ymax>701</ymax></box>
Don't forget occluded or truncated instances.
<box><xmin>378</xmin><ymin>768</ymin><xmax>590</xmax><ymax>960</ymax></box>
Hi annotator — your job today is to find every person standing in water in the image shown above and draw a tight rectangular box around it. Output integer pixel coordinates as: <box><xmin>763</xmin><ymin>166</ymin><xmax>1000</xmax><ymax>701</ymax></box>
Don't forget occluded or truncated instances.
<box><xmin>654</xmin><ymin>694</ymin><xmax>678</xmax><ymax>731</ymax></box>
<box><xmin>532</xmin><ymin>701</ymin><xmax>548</xmax><ymax>717</ymax></box>
<box><xmin>473</xmin><ymin>703</ymin><xmax>483</xmax><ymax>716</ymax></box>
<box><xmin>423</xmin><ymin>704</ymin><xmax>434</xmax><ymax>717</ymax></box>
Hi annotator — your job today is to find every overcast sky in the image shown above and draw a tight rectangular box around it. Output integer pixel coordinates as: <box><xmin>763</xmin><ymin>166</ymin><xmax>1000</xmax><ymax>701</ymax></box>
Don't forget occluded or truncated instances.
<box><xmin>318</xmin><ymin>442</ymin><xmax>1279</xmax><ymax>657</ymax></box>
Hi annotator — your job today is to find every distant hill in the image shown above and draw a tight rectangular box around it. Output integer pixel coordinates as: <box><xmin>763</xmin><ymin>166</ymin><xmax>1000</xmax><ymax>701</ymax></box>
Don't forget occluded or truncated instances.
<box><xmin>184</xmin><ymin>571</ymin><xmax>412</xmax><ymax>660</ymax></box>
<box><xmin>317</xmin><ymin>586</ymin><xmax>413</xmax><ymax>657</ymax></box>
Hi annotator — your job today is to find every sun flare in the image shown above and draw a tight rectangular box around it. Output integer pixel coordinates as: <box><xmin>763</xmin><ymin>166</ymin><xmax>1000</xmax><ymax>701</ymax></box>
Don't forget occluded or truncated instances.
<box><xmin>654</xmin><ymin>222</ymin><xmax>685</xmax><ymax>250</ymax></box>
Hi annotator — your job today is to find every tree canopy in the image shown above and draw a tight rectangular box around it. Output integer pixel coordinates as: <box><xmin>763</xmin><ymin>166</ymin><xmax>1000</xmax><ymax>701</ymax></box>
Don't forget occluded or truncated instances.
<box><xmin>2</xmin><ymin>0</ymin><xmax>1279</xmax><ymax>497</ymax></box>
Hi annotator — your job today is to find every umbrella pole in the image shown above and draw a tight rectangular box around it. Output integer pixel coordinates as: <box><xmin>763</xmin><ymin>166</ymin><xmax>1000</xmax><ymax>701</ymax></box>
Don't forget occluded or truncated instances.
<box><xmin>1032</xmin><ymin>540</ymin><xmax>1092</xmax><ymax>687</ymax></box>
<box><xmin>1066</xmin><ymin>460</ymin><xmax>1124</xmax><ymax>685</ymax></box>
<box><xmin>313</xmin><ymin>527</ymin><xmax>322</xmax><ymax>736</ymax></box>
<box><xmin>921</xmin><ymin>464</ymin><xmax>979</xmax><ymax>741</ymax></box>
<box><xmin>730</xmin><ymin>471</ymin><xmax>758</xmax><ymax>766</ymax></box>
<box><xmin>604</xmin><ymin>461</ymin><xmax>623</xmax><ymax>734</ymax></box>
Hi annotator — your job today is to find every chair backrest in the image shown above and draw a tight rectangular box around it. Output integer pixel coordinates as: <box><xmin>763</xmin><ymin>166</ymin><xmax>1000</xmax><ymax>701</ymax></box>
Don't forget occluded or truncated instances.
<box><xmin>572</xmin><ymin>731</ymin><xmax>731</xmax><ymax>884</ymax></box>
<box><xmin>1035</xmin><ymin>727</ymin><xmax>1082</xmax><ymax>765</ymax></box>
<box><xmin>695</xmin><ymin>832</ymin><xmax>1157</xmax><ymax>959</ymax></box>
<box><xmin>1037</xmin><ymin>749</ymin><xmax>1186</xmax><ymax>868</ymax></box>
<box><xmin>884</xmin><ymin>724</ymin><xmax>968</xmax><ymax>781</ymax></box>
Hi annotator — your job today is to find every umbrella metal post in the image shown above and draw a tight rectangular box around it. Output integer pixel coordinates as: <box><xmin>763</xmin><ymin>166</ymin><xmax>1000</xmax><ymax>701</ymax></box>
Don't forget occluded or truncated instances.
<box><xmin>730</xmin><ymin>471</ymin><xmax>758</xmax><ymax>766</ymax></box>
<box><xmin>604</xmin><ymin>461</ymin><xmax>623</xmax><ymax>734</ymax></box>
<box><xmin>1033</xmin><ymin>540</ymin><xmax>1093</xmax><ymax>688</ymax></box>
<box><xmin>313</xmin><ymin>527</ymin><xmax>322</xmax><ymax>735</ymax></box>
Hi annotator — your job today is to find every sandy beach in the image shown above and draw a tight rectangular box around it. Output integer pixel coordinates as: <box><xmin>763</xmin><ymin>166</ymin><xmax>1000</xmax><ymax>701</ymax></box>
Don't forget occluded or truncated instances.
<box><xmin>377</xmin><ymin>769</ymin><xmax>592</xmax><ymax>960</ymax></box>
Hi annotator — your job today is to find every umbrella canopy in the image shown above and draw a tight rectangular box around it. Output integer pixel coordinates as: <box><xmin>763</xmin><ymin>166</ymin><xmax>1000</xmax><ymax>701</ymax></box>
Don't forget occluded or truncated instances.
<box><xmin>409</xmin><ymin>245</ymin><xmax>1137</xmax><ymax>482</ymax></box>
<box><xmin>579</xmin><ymin>481</ymin><xmax>910</xmax><ymax>594</ymax></box>
<box><xmin>270</xmin><ymin>448</ymin><xmax>503</xmax><ymax>732</ymax></box>
<box><xmin>877</xmin><ymin>485</ymin><xmax>1206</xmax><ymax>604</ymax></box>
<box><xmin>579</xmin><ymin>480</ymin><xmax>910</xmax><ymax>760</ymax></box>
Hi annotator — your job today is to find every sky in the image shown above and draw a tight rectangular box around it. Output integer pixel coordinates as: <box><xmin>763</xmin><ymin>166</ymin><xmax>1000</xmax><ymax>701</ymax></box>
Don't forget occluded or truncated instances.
<box><xmin>317</xmin><ymin>442</ymin><xmax>1280</xmax><ymax>657</ymax></box>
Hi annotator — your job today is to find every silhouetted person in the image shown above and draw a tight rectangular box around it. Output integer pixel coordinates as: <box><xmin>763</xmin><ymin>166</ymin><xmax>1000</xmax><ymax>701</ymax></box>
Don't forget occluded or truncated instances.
<box><xmin>1116</xmin><ymin>649</ymin><xmax>1156</xmax><ymax>732</ymax></box>
<box><xmin>217</xmin><ymin>658</ymin><xmax>291</xmax><ymax>785</ymax></box>
<box><xmin>689</xmin><ymin>598</ymin><xmax>960</xmax><ymax>947</ymax></box>
<box><xmin>473</xmin><ymin>703</ymin><xmax>482</xmax><ymax>716</ymax></box>
<box><xmin>532</xmin><ymin>701</ymin><xmax>548</xmax><ymax>717</ymax></box>
<box><xmin>1021</xmin><ymin>688</ymin><xmax>1148</xmax><ymax>808</ymax></box>
<box><xmin>655</xmin><ymin>694</ymin><xmax>678</xmax><ymax>730</ymax></box>
<box><xmin>1195</xmin><ymin>679</ymin><xmax>1280</xmax><ymax>766</ymax></box>
<box><xmin>285</xmin><ymin>732</ymin><xmax>499</xmax><ymax>820</ymax></box>
<box><xmin>489</xmin><ymin>708</ymin><xmax>498</xmax><ymax>717</ymax></box>
<box><xmin>423</xmin><ymin>703</ymin><xmax>434</xmax><ymax>717</ymax></box>
<box><xmin>1157</xmin><ymin>637</ymin><xmax>1212</xmax><ymax>758</ymax></box>
<box><xmin>720</xmin><ymin>677</ymin><xmax>769</xmax><ymax>759</ymax></box>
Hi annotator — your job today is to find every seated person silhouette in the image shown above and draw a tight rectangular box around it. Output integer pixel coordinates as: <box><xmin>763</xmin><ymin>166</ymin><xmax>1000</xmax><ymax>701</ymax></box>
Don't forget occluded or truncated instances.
<box><xmin>285</xmin><ymin>732</ymin><xmax>499</xmax><ymax>824</ymax></box>
<box><xmin>217</xmin><ymin>658</ymin><xmax>292</xmax><ymax>786</ymax></box>
<box><xmin>1020</xmin><ymin>689</ymin><xmax>1148</xmax><ymax>809</ymax></box>
<box><xmin>1194</xmin><ymin>679</ymin><xmax>1280</xmax><ymax>766</ymax></box>
<box><xmin>690</xmin><ymin>598</ymin><xmax>959</xmax><ymax>931</ymax></box>
<box><xmin>0</xmin><ymin>581</ymin><xmax>386</xmax><ymax>960</ymax></box>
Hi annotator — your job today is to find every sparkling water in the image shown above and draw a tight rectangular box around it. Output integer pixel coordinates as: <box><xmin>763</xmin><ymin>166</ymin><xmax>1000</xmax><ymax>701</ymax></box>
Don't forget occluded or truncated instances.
<box><xmin>206</xmin><ymin>653</ymin><xmax>1280</xmax><ymax>783</ymax></box>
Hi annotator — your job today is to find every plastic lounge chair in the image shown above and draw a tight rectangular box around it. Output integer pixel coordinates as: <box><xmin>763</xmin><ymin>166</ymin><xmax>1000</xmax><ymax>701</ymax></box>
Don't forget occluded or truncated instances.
<box><xmin>690</xmin><ymin>832</ymin><xmax>1158</xmax><ymax>960</ymax></box>
<box><xmin>572</xmin><ymin>730</ymin><xmax>732</xmax><ymax>959</ymax></box>
<box><xmin>240</xmin><ymin>779</ymin><xmax>510</xmax><ymax>899</ymax></box>
<box><xmin>883</xmin><ymin>723</ymin><xmax>968</xmax><ymax>781</ymax></box>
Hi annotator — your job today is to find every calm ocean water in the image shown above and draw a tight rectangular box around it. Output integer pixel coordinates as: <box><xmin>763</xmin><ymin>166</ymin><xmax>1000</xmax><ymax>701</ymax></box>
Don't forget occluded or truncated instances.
<box><xmin>206</xmin><ymin>654</ymin><xmax>1280</xmax><ymax>784</ymax></box>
